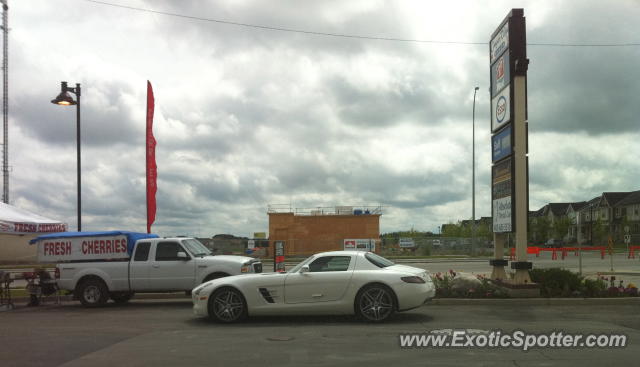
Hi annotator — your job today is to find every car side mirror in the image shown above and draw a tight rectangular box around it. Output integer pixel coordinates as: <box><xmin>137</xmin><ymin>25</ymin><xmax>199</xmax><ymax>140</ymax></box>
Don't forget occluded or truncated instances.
<box><xmin>177</xmin><ymin>252</ymin><xmax>189</xmax><ymax>260</ymax></box>
<box><xmin>300</xmin><ymin>265</ymin><xmax>310</xmax><ymax>274</ymax></box>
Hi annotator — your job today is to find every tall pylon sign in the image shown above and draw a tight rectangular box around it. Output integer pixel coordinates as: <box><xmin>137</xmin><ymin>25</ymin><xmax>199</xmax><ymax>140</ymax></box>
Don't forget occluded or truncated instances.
<box><xmin>488</xmin><ymin>9</ymin><xmax>531</xmax><ymax>284</ymax></box>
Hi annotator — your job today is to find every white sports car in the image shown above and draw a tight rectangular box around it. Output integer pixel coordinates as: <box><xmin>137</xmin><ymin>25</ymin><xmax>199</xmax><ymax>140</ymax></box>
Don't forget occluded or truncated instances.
<box><xmin>192</xmin><ymin>251</ymin><xmax>435</xmax><ymax>322</ymax></box>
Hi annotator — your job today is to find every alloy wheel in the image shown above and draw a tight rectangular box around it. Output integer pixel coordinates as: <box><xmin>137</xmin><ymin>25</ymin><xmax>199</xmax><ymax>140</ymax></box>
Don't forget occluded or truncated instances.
<box><xmin>359</xmin><ymin>287</ymin><xmax>394</xmax><ymax>321</ymax></box>
<box><xmin>212</xmin><ymin>290</ymin><xmax>244</xmax><ymax>322</ymax></box>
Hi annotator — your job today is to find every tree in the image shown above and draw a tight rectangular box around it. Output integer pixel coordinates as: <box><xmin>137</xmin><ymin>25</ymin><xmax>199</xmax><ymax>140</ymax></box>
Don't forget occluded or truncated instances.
<box><xmin>460</xmin><ymin>223</ymin><xmax>472</xmax><ymax>238</ymax></box>
<box><xmin>592</xmin><ymin>218</ymin><xmax>607</xmax><ymax>245</ymax></box>
<box><xmin>442</xmin><ymin>223</ymin><xmax>461</xmax><ymax>238</ymax></box>
<box><xmin>532</xmin><ymin>216</ymin><xmax>550</xmax><ymax>244</ymax></box>
<box><xmin>552</xmin><ymin>216</ymin><xmax>571</xmax><ymax>241</ymax></box>
<box><xmin>477</xmin><ymin>223</ymin><xmax>492</xmax><ymax>241</ymax></box>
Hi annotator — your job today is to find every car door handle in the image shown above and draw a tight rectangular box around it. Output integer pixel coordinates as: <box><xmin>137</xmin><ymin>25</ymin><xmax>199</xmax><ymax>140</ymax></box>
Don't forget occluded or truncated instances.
<box><xmin>312</xmin><ymin>294</ymin><xmax>323</xmax><ymax>298</ymax></box>
<box><xmin>61</xmin><ymin>267</ymin><xmax>75</xmax><ymax>270</ymax></box>
<box><xmin>198</xmin><ymin>265</ymin><xmax>207</xmax><ymax>268</ymax></box>
<box><xmin>152</xmin><ymin>264</ymin><xmax>160</xmax><ymax>268</ymax></box>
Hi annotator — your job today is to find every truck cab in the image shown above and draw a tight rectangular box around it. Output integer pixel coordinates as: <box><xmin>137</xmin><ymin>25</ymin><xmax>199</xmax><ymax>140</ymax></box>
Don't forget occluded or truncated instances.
<box><xmin>127</xmin><ymin>237</ymin><xmax>262</xmax><ymax>291</ymax></box>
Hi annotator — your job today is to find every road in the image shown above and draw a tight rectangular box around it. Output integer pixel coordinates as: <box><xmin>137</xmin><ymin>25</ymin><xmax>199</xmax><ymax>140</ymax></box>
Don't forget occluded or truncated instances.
<box><xmin>1</xmin><ymin>299</ymin><xmax>639</xmax><ymax>367</ymax></box>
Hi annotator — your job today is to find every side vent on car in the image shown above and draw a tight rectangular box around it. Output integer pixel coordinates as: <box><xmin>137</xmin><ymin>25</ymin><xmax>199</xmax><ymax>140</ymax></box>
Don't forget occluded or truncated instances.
<box><xmin>258</xmin><ymin>287</ymin><xmax>275</xmax><ymax>303</ymax></box>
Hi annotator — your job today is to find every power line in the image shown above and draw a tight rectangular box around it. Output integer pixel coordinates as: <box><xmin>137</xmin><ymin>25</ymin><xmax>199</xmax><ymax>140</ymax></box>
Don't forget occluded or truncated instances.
<box><xmin>81</xmin><ymin>0</ymin><xmax>640</xmax><ymax>48</ymax></box>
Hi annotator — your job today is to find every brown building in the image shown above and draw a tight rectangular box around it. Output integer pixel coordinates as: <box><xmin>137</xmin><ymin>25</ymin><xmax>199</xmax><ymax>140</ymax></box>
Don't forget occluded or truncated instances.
<box><xmin>268</xmin><ymin>205</ymin><xmax>382</xmax><ymax>256</ymax></box>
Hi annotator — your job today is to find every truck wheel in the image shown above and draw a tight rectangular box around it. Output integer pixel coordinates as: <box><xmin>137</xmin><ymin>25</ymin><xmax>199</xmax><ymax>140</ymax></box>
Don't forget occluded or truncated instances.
<box><xmin>77</xmin><ymin>279</ymin><xmax>109</xmax><ymax>308</ymax></box>
<box><xmin>110</xmin><ymin>292</ymin><xmax>134</xmax><ymax>304</ymax></box>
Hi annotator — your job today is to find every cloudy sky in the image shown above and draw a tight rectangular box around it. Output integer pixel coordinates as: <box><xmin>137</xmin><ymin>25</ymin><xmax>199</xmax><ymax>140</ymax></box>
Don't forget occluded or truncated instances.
<box><xmin>5</xmin><ymin>0</ymin><xmax>639</xmax><ymax>237</ymax></box>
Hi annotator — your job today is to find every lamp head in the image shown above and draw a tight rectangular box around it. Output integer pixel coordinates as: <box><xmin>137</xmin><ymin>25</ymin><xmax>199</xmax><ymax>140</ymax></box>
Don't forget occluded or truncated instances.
<box><xmin>51</xmin><ymin>81</ymin><xmax>77</xmax><ymax>106</ymax></box>
<box><xmin>51</xmin><ymin>91</ymin><xmax>76</xmax><ymax>106</ymax></box>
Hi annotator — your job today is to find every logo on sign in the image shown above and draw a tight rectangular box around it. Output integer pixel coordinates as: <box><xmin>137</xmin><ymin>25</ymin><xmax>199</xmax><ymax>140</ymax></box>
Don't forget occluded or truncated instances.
<box><xmin>496</xmin><ymin>58</ymin><xmax>505</xmax><ymax>81</ymax></box>
<box><xmin>490</xmin><ymin>22</ymin><xmax>509</xmax><ymax>63</ymax></box>
<box><xmin>496</xmin><ymin>96</ymin><xmax>507</xmax><ymax>122</ymax></box>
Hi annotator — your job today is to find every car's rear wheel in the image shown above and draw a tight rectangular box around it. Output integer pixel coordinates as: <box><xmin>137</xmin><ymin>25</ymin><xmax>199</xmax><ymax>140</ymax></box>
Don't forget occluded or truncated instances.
<box><xmin>208</xmin><ymin>287</ymin><xmax>247</xmax><ymax>323</ymax></box>
<box><xmin>355</xmin><ymin>284</ymin><xmax>395</xmax><ymax>322</ymax></box>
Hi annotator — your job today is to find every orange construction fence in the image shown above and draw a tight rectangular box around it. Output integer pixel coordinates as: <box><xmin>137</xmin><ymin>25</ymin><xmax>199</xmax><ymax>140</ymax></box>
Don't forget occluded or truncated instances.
<box><xmin>628</xmin><ymin>245</ymin><xmax>640</xmax><ymax>259</ymax></box>
<box><xmin>509</xmin><ymin>246</ymin><xmax>606</xmax><ymax>260</ymax></box>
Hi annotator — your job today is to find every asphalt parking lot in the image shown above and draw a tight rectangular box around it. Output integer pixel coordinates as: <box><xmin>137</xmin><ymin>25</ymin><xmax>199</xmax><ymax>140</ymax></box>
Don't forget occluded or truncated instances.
<box><xmin>2</xmin><ymin>299</ymin><xmax>639</xmax><ymax>367</ymax></box>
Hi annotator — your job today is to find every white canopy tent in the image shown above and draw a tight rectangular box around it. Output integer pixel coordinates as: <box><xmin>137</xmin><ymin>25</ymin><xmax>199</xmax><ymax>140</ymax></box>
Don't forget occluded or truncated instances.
<box><xmin>0</xmin><ymin>202</ymin><xmax>67</xmax><ymax>263</ymax></box>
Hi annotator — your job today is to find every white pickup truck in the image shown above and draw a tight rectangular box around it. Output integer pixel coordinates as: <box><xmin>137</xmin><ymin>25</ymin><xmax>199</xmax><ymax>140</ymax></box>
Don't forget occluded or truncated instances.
<box><xmin>30</xmin><ymin>231</ymin><xmax>262</xmax><ymax>307</ymax></box>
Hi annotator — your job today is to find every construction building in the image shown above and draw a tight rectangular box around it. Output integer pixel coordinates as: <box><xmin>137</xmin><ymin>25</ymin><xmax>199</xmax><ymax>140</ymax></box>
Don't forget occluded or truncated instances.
<box><xmin>267</xmin><ymin>205</ymin><xmax>382</xmax><ymax>256</ymax></box>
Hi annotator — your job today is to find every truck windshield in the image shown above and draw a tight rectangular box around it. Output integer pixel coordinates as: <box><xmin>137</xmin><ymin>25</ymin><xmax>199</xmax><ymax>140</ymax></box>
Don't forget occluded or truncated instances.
<box><xmin>181</xmin><ymin>239</ymin><xmax>212</xmax><ymax>257</ymax></box>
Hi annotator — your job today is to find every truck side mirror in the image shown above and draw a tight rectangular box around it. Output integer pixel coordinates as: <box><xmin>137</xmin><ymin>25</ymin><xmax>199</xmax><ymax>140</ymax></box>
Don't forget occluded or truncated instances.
<box><xmin>300</xmin><ymin>265</ymin><xmax>310</xmax><ymax>274</ymax></box>
<box><xmin>177</xmin><ymin>252</ymin><xmax>189</xmax><ymax>260</ymax></box>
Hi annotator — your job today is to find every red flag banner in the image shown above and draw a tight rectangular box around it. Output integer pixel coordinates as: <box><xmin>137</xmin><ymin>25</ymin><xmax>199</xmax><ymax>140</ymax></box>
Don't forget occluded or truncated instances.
<box><xmin>146</xmin><ymin>81</ymin><xmax>157</xmax><ymax>233</ymax></box>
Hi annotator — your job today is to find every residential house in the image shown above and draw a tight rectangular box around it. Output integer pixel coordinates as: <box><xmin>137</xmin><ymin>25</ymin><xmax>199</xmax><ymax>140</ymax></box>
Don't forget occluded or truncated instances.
<box><xmin>577</xmin><ymin>192</ymin><xmax>637</xmax><ymax>245</ymax></box>
<box><xmin>566</xmin><ymin>201</ymin><xmax>587</xmax><ymax>243</ymax></box>
<box><xmin>614</xmin><ymin>190</ymin><xmax>640</xmax><ymax>243</ymax></box>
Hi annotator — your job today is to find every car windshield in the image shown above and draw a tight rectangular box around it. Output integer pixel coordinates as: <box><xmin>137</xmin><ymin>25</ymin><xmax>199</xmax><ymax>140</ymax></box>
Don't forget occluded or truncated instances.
<box><xmin>181</xmin><ymin>239</ymin><xmax>211</xmax><ymax>257</ymax></box>
<box><xmin>365</xmin><ymin>252</ymin><xmax>395</xmax><ymax>268</ymax></box>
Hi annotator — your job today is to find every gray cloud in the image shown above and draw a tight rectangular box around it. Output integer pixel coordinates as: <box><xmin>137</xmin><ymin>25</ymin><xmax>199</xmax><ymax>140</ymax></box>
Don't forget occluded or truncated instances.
<box><xmin>13</xmin><ymin>83</ymin><xmax>142</xmax><ymax>147</ymax></box>
<box><xmin>4</xmin><ymin>0</ymin><xmax>639</xmax><ymax>237</ymax></box>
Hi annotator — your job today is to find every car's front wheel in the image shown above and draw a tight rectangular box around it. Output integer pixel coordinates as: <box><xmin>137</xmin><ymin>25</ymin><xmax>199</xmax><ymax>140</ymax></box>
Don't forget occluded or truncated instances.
<box><xmin>208</xmin><ymin>287</ymin><xmax>247</xmax><ymax>323</ymax></box>
<box><xmin>355</xmin><ymin>284</ymin><xmax>396</xmax><ymax>322</ymax></box>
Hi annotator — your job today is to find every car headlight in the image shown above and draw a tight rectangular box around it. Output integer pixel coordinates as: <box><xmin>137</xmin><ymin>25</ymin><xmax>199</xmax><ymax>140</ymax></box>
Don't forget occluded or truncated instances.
<box><xmin>401</xmin><ymin>276</ymin><xmax>426</xmax><ymax>284</ymax></box>
<box><xmin>193</xmin><ymin>283</ymin><xmax>212</xmax><ymax>296</ymax></box>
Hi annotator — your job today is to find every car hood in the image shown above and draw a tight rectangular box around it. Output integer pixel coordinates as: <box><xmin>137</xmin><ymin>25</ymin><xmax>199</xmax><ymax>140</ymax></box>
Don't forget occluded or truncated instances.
<box><xmin>199</xmin><ymin>255</ymin><xmax>257</xmax><ymax>264</ymax></box>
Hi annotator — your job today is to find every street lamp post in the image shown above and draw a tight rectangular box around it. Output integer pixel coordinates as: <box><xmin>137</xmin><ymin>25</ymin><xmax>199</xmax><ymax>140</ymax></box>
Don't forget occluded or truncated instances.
<box><xmin>471</xmin><ymin>86</ymin><xmax>479</xmax><ymax>256</ymax></box>
<box><xmin>51</xmin><ymin>81</ymin><xmax>82</xmax><ymax>232</ymax></box>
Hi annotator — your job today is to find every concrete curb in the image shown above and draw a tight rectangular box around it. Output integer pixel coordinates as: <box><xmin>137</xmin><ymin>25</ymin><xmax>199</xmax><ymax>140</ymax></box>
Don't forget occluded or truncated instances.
<box><xmin>430</xmin><ymin>297</ymin><xmax>640</xmax><ymax>306</ymax></box>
